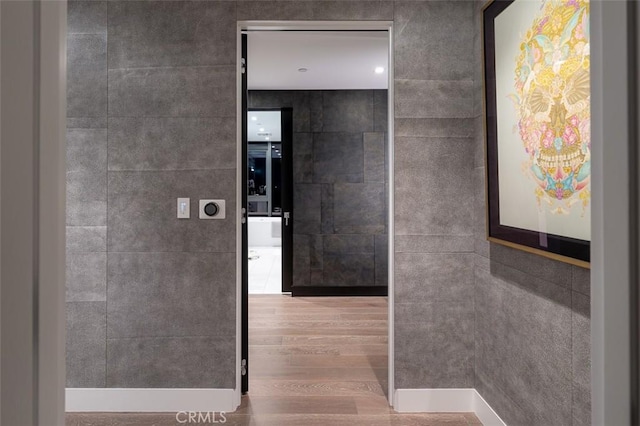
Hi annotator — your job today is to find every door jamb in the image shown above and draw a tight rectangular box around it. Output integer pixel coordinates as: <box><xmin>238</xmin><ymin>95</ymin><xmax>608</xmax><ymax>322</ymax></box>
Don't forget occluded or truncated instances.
<box><xmin>235</xmin><ymin>20</ymin><xmax>395</xmax><ymax>409</ymax></box>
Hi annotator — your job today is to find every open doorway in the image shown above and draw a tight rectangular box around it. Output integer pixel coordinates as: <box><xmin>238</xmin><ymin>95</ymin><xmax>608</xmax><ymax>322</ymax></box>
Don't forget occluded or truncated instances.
<box><xmin>239</xmin><ymin>24</ymin><xmax>394</xmax><ymax>403</ymax></box>
<box><xmin>246</xmin><ymin>108</ymin><xmax>294</xmax><ymax>295</ymax></box>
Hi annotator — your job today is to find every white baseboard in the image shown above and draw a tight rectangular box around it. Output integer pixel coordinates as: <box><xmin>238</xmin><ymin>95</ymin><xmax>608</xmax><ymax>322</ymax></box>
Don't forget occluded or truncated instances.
<box><xmin>394</xmin><ymin>388</ymin><xmax>506</xmax><ymax>426</ymax></box>
<box><xmin>66</xmin><ymin>388</ymin><xmax>238</xmax><ymax>413</ymax></box>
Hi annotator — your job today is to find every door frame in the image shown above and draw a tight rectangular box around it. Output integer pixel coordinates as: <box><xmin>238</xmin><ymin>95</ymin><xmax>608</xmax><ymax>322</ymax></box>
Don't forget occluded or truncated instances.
<box><xmin>235</xmin><ymin>20</ymin><xmax>396</xmax><ymax>407</ymax></box>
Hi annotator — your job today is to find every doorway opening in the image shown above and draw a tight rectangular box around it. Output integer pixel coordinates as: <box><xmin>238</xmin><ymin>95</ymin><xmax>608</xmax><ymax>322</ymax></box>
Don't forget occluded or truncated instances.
<box><xmin>247</xmin><ymin>108</ymin><xmax>294</xmax><ymax>294</ymax></box>
<box><xmin>237</xmin><ymin>22</ymin><xmax>395</xmax><ymax>406</ymax></box>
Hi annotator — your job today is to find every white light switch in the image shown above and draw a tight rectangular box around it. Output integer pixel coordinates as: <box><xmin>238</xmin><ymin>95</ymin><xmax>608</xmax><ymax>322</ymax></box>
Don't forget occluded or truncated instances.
<box><xmin>177</xmin><ymin>198</ymin><xmax>190</xmax><ymax>219</ymax></box>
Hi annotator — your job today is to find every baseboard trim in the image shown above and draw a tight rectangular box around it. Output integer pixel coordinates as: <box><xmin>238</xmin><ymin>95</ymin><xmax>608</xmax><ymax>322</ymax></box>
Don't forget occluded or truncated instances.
<box><xmin>291</xmin><ymin>286</ymin><xmax>387</xmax><ymax>296</ymax></box>
<box><xmin>66</xmin><ymin>388</ymin><xmax>238</xmax><ymax>412</ymax></box>
<box><xmin>394</xmin><ymin>388</ymin><xmax>506</xmax><ymax>426</ymax></box>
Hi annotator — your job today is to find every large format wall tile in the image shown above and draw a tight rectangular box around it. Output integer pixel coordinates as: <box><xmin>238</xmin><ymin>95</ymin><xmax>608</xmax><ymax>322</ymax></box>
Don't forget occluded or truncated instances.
<box><xmin>66</xmin><ymin>226</ymin><xmax>107</xmax><ymax>254</ymax></box>
<box><xmin>67</xmin><ymin>128</ymin><xmax>107</xmax><ymax>171</ymax></box>
<box><xmin>313</xmin><ymin>132</ymin><xmax>364</xmax><ymax>184</ymax></box>
<box><xmin>108</xmin><ymin>1</ymin><xmax>236</xmax><ymax>69</ymax></box>
<box><xmin>68</xmin><ymin>1</ymin><xmax>107</xmax><ymax>35</ymax></box>
<box><xmin>334</xmin><ymin>183</ymin><xmax>385</xmax><ymax>234</ymax></box>
<box><xmin>475</xmin><ymin>267</ymin><xmax>572</xmax><ymax>426</ymax></box>
<box><xmin>364</xmin><ymin>132</ymin><xmax>385</xmax><ymax>183</ymax></box>
<box><xmin>324</xmin><ymin>234</ymin><xmax>374</xmax><ymax>254</ymax></box>
<box><xmin>395</xmin><ymin>253</ymin><xmax>474</xmax><ymax>304</ymax></box>
<box><xmin>293</xmin><ymin>133</ymin><xmax>314</xmax><ymax>183</ymax></box>
<box><xmin>394</xmin><ymin>1</ymin><xmax>475</xmax><ymax>81</ymax></box>
<box><xmin>373</xmin><ymin>90</ymin><xmax>388</xmax><ymax>133</ymax></box>
<box><xmin>108</xmin><ymin>170</ymin><xmax>236</xmax><ymax>253</ymax></box>
<box><xmin>395</xmin><ymin>300</ymin><xmax>474</xmax><ymax>388</ymax></box>
<box><xmin>108</xmin><ymin>117</ymin><xmax>235</xmax><ymax>171</ymax></box>
<box><xmin>572</xmin><ymin>265</ymin><xmax>590</xmax><ymax>297</ymax></box>
<box><xmin>490</xmin><ymin>243</ymin><xmax>572</xmax><ymax>289</ymax></box>
<box><xmin>293</xmin><ymin>184</ymin><xmax>322</xmax><ymax>235</ymax></box>
<box><xmin>572</xmin><ymin>291</ymin><xmax>591</xmax><ymax>426</ymax></box>
<box><xmin>322</xmin><ymin>91</ymin><xmax>373</xmax><ymax>133</ymax></box>
<box><xmin>108</xmin><ymin>66</ymin><xmax>235</xmax><ymax>118</ymax></box>
<box><xmin>66</xmin><ymin>253</ymin><xmax>107</xmax><ymax>302</ymax></box>
<box><xmin>395</xmin><ymin>137</ymin><xmax>474</xmax><ymax>236</ymax></box>
<box><xmin>237</xmin><ymin>1</ymin><xmax>393</xmax><ymax>21</ymax></box>
<box><xmin>66</xmin><ymin>128</ymin><xmax>108</xmax><ymax>226</ymax></box>
<box><xmin>395</xmin><ymin>235</ymin><xmax>474</xmax><ymax>253</ymax></box>
<box><xmin>293</xmin><ymin>234</ymin><xmax>311</xmax><ymax>286</ymax></box>
<box><xmin>374</xmin><ymin>234</ymin><xmax>388</xmax><ymax>287</ymax></box>
<box><xmin>321</xmin><ymin>184</ymin><xmax>334</xmax><ymax>234</ymax></box>
<box><xmin>67</xmin><ymin>34</ymin><xmax>107</xmax><ymax>118</ymax></box>
<box><xmin>395</xmin><ymin>79</ymin><xmax>475</xmax><ymax>119</ymax></box>
<box><xmin>107</xmin><ymin>252</ymin><xmax>235</xmax><ymax>338</ymax></box>
<box><xmin>106</xmin><ymin>336</ymin><xmax>235</xmax><ymax>388</ymax></box>
<box><xmin>323</xmin><ymin>253</ymin><xmax>375</xmax><ymax>287</ymax></box>
<box><xmin>395</xmin><ymin>117</ymin><xmax>475</xmax><ymax>138</ymax></box>
<box><xmin>66</xmin><ymin>302</ymin><xmax>106</xmax><ymax>387</ymax></box>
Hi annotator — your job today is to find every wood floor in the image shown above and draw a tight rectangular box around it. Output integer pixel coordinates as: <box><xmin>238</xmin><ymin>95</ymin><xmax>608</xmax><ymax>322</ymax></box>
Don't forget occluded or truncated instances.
<box><xmin>66</xmin><ymin>295</ymin><xmax>482</xmax><ymax>425</ymax></box>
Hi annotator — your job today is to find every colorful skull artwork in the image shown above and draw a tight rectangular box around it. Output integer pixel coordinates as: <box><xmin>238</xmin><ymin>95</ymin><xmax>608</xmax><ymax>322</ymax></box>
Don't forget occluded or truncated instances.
<box><xmin>510</xmin><ymin>0</ymin><xmax>590</xmax><ymax>216</ymax></box>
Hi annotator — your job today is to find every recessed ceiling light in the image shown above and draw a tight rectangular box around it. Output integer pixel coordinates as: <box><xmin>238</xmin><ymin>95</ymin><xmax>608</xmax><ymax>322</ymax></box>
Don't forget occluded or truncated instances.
<box><xmin>298</xmin><ymin>68</ymin><xmax>308</xmax><ymax>73</ymax></box>
<box><xmin>259</xmin><ymin>128</ymin><xmax>265</xmax><ymax>132</ymax></box>
<box><xmin>265</xmin><ymin>136</ymin><xmax>270</xmax><ymax>140</ymax></box>
<box><xmin>251</xmin><ymin>116</ymin><xmax>257</xmax><ymax>121</ymax></box>
<box><xmin>375</xmin><ymin>67</ymin><xmax>384</xmax><ymax>74</ymax></box>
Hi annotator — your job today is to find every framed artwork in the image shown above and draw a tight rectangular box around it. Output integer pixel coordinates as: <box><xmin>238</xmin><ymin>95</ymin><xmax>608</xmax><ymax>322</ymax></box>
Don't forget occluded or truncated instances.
<box><xmin>483</xmin><ymin>0</ymin><xmax>590</xmax><ymax>267</ymax></box>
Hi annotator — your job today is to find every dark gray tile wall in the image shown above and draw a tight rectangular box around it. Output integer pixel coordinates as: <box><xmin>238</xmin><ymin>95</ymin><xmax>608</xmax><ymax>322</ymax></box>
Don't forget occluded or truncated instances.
<box><xmin>66</xmin><ymin>0</ymin><xmax>108</xmax><ymax>388</ymax></box>
<box><xmin>470</xmin><ymin>2</ymin><xmax>591</xmax><ymax>425</ymax></box>
<box><xmin>66</xmin><ymin>0</ymin><xmax>236</xmax><ymax>389</ymax></box>
<box><xmin>249</xmin><ymin>90</ymin><xmax>388</xmax><ymax>288</ymax></box>
<box><xmin>392</xmin><ymin>0</ymin><xmax>476</xmax><ymax>390</ymax></box>
<box><xmin>65</xmin><ymin>2</ymin><xmax>591</xmax><ymax>417</ymax></box>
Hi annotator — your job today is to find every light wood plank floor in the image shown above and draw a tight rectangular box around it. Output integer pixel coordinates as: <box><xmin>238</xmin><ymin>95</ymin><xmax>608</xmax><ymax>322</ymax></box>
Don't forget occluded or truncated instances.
<box><xmin>66</xmin><ymin>295</ymin><xmax>481</xmax><ymax>425</ymax></box>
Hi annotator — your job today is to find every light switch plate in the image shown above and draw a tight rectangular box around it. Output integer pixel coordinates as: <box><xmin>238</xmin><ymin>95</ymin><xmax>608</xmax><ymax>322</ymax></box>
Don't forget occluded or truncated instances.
<box><xmin>177</xmin><ymin>198</ymin><xmax>190</xmax><ymax>219</ymax></box>
<box><xmin>199</xmin><ymin>199</ymin><xmax>226</xmax><ymax>219</ymax></box>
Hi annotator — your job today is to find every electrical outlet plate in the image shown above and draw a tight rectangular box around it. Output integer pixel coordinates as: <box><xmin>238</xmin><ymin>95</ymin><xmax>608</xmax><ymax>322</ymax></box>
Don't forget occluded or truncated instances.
<box><xmin>199</xmin><ymin>199</ymin><xmax>226</xmax><ymax>219</ymax></box>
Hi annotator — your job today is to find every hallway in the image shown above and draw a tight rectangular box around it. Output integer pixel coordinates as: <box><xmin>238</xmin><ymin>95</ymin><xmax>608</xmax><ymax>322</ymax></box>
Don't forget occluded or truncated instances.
<box><xmin>66</xmin><ymin>296</ymin><xmax>481</xmax><ymax>425</ymax></box>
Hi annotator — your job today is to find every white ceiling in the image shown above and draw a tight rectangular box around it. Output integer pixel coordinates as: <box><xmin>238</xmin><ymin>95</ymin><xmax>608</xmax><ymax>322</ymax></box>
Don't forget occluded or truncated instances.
<box><xmin>247</xmin><ymin>31</ymin><xmax>389</xmax><ymax>90</ymax></box>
